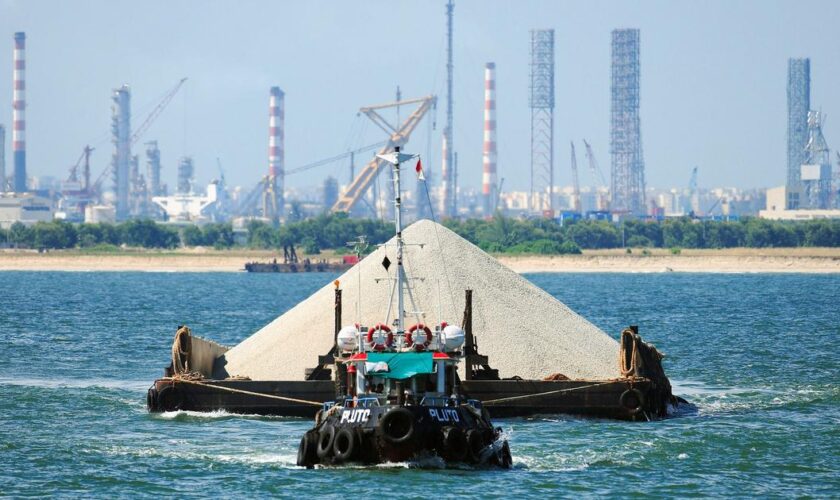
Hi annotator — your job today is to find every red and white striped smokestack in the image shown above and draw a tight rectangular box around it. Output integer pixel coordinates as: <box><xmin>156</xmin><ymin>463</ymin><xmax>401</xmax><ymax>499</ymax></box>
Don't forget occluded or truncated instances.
<box><xmin>482</xmin><ymin>62</ymin><xmax>497</xmax><ymax>216</ymax></box>
<box><xmin>12</xmin><ymin>32</ymin><xmax>26</xmax><ymax>192</ymax></box>
<box><xmin>269</xmin><ymin>86</ymin><xmax>285</xmax><ymax>216</ymax></box>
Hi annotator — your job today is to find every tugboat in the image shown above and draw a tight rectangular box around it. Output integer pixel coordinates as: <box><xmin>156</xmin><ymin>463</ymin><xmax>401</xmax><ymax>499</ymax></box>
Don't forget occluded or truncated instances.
<box><xmin>296</xmin><ymin>148</ymin><xmax>511</xmax><ymax>469</ymax></box>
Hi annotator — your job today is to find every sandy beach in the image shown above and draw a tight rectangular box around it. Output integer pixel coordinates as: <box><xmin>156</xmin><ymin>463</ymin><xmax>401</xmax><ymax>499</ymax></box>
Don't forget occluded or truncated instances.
<box><xmin>0</xmin><ymin>247</ymin><xmax>838</xmax><ymax>273</ymax></box>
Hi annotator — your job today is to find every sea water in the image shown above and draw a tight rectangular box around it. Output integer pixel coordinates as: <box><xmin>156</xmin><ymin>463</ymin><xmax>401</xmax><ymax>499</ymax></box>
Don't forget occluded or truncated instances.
<box><xmin>0</xmin><ymin>272</ymin><xmax>837</xmax><ymax>496</ymax></box>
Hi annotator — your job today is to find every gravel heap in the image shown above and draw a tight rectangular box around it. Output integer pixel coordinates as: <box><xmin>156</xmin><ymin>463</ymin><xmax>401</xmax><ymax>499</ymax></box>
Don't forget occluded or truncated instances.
<box><xmin>214</xmin><ymin>219</ymin><xmax>619</xmax><ymax>381</ymax></box>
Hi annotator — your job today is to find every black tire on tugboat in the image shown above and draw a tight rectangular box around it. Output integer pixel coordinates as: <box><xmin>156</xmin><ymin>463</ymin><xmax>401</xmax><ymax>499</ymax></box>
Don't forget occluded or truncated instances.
<box><xmin>332</xmin><ymin>427</ymin><xmax>358</xmax><ymax>463</ymax></box>
<box><xmin>146</xmin><ymin>387</ymin><xmax>157</xmax><ymax>411</ymax></box>
<box><xmin>466</xmin><ymin>429</ymin><xmax>485</xmax><ymax>463</ymax></box>
<box><xmin>499</xmin><ymin>441</ymin><xmax>512</xmax><ymax>469</ymax></box>
<box><xmin>316</xmin><ymin>424</ymin><xmax>336</xmax><ymax>459</ymax></box>
<box><xmin>619</xmin><ymin>388</ymin><xmax>645</xmax><ymax>415</ymax></box>
<box><xmin>297</xmin><ymin>433</ymin><xmax>317</xmax><ymax>468</ymax></box>
<box><xmin>441</xmin><ymin>426</ymin><xmax>468</xmax><ymax>462</ymax></box>
<box><xmin>156</xmin><ymin>386</ymin><xmax>183</xmax><ymax>412</ymax></box>
<box><xmin>378</xmin><ymin>407</ymin><xmax>415</xmax><ymax>445</ymax></box>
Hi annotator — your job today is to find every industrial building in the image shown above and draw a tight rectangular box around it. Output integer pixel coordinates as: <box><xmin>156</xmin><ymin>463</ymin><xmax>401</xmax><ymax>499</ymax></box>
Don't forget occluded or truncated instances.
<box><xmin>0</xmin><ymin>193</ymin><xmax>52</xmax><ymax>229</ymax></box>
<box><xmin>760</xmin><ymin>185</ymin><xmax>840</xmax><ymax>220</ymax></box>
<box><xmin>3</xmin><ymin>11</ymin><xmax>838</xmax><ymax>230</ymax></box>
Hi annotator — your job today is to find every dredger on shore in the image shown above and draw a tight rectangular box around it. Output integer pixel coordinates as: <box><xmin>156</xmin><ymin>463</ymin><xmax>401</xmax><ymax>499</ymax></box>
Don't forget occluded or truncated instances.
<box><xmin>147</xmin><ymin>147</ymin><xmax>680</xmax><ymax>466</ymax></box>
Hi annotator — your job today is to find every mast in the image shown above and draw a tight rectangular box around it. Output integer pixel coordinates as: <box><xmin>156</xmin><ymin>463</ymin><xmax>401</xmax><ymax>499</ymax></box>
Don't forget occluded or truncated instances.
<box><xmin>394</xmin><ymin>146</ymin><xmax>405</xmax><ymax>333</ymax></box>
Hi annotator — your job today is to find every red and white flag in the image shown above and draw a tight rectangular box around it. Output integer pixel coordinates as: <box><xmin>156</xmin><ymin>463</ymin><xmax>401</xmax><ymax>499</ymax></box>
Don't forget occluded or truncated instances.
<box><xmin>415</xmin><ymin>158</ymin><xmax>426</xmax><ymax>181</ymax></box>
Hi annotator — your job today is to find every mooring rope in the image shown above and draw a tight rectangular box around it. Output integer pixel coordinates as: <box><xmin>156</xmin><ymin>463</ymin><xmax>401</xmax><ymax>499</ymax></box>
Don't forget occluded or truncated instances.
<box><xmin>170</xmin><ymin>378</ymin><xmax>323</xmax><ymax>407</ymax></box>
<box><xmin>480</xmin><ymin>381</ymin><xmax>618</xmax><ymax>405</ymax></box>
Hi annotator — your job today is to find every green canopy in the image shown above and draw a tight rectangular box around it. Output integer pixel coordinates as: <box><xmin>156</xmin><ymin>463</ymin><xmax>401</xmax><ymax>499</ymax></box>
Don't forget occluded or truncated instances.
<box><xmin>366</xmin><ymin>352</ymin><xmax>434</xmax><ymax>380</ymax></box>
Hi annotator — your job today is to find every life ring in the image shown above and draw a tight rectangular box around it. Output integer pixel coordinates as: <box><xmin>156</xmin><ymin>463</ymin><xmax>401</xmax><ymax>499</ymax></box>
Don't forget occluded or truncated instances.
<box><xmin>332</xmin><ymin>427</ymin><xmax>358</xmax><ymax>463</ymax></box>
<box><xmin>406</xmin><ymin>323</ymin><xmax>433</xmax><ymax>351</ymax></box>
<box><xmin>366</xmin><ymin>323</ymin><xmax>393</xmax><ymax>351</ymax></box>
<box><xmin>378</xmin><ymin>407</ymin><xmax>415</xmax><ymax>444</ymax></box>
<box><xmin>316</xmin><ymin>424</ymin><xmax>336</xmax><ymax>459</ymax></box>
<box><xmin>296</xmin><ymin>432</ymin><xmax>318</xmax><ymax>468</ymax></box>
<box><xmin>156</xmin><ymin>385</ymin><xmax>183</xmax><ymax>412</ymax></box>
<box><xmin>620</xmin><ymin>388</ymin><xmax>645</xmax><ymax>415</ymax></box>
<box><xmin>441</xmin><ymin>426</ymin><xmax>468</xmax><ymax>462</ymax></box>
<box><xmin>465</xmin><ymin>429</ymin><xmax>485</xmax><ymax>463</ymax></box>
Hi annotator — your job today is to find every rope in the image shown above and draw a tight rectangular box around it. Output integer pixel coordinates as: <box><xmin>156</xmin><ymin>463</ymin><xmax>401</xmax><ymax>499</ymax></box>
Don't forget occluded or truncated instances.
<box><xmin>619</xmin><ymin>329</ymin><xmax>638</xmax><ymax>377</ymax></box>
<box><xmin>170</xmin><ymin>378</ymin><xmax>323</xmax><ymax>407</ymax></box>
<box><xmin>171</xmin><ymin>326</ymin><xmax>192</xmax><ymax>374</ymax></box>
<box><xmin>481</xmin><ymin>381</ymin><xmax>617</xmax><ymax>405</ymax></box>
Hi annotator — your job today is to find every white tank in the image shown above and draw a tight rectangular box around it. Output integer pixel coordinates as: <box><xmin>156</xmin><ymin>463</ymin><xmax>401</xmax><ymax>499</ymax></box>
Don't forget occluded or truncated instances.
<box><xmin>336</xmin><ymin>325</ymin><xmax>360</xmax><ymax>351</ymax></box>
<box><xmin>442</xmin><ymin>324</ymin><xmax>465</xmax><ymax>351</ymax></box>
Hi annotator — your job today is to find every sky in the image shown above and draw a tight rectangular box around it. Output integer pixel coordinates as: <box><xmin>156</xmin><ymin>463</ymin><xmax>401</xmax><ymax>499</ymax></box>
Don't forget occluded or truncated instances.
<box><xmin>0</xmin><ymin>0</ymin><xmax>838</xmax><ymax>195</ymax></box>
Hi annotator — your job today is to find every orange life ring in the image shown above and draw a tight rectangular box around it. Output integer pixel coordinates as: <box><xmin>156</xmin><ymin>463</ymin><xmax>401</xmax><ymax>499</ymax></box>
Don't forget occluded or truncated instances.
<box><xmin>367</xmin><ymin>323</ymin><xmax>393</xmax><ymax>351</ymax></box>
<box><xmin>406</xmin><ymin>323</ymin><xmax>433</xmax><ymax>350</ymax></box>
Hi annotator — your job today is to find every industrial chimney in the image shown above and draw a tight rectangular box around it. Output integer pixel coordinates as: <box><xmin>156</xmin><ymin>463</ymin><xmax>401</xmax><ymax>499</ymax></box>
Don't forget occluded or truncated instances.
<box><xmin>482</xmin><ymin>62</ymin><xmax>498</xmax><ymax>216</ymax></box>
<box><xmin>12</xmin><ymin>32</ymin><xmax>26</xmax><ymax>192</ymax></box>
<box><xmin>268</xmin><ymin>86</ymin><xmax>285</xmax><ymax>218</ymax></box>
<box><xmin>111</xmin><ymin>85</ymin><xmax>131</xmax><ymax>219</ymax></box>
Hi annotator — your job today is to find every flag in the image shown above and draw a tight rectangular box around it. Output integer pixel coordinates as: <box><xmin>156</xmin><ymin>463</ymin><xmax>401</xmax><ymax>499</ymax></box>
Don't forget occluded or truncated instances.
<box><xmin>415</xmin><ymin>158</ymin><xmax>426</xmax><ymax>181</ymax></box>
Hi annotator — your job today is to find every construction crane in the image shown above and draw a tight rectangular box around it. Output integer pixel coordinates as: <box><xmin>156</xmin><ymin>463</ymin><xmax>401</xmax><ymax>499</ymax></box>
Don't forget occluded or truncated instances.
<box><xmin>493</xmin><ymin>177</ymin><xmax>505</xmax><ymax>212</ymax></box>
<box><xmin>331</xmin><ymin>95</ymin><xmax>436</xmax><ymax>213</ymax></box>
<box><xmin>66</xmin><ymin>145</ymin><xmax>94</xmax><ymax>187</ymax></box>
<box><xmin>286</xmin><ymin>141</ymin><xmax>387</xmax><ymax>177</ymax></box>
<box><xmin>582</xmin><ymin>139</ymin><xmax>608</xmax><ymax>210</ymax></box>
<box><xmin>90</xmin><ymin>77</ymin><xmax>188</xmax><ymax>196</ymax></box>
<box><xmin>130</xmin><ymin>77</ymin><xmax>188</xmax><ymax>145</ymax></box>
<box><xmin>570</xmin><ymin>141</ymin><xmax>581</xmax><ymax>212</ymax></box>
<box><xmin>236</xmin><ymin>141</ymin><xmax>387</xmax><ymax>217</ymax></box>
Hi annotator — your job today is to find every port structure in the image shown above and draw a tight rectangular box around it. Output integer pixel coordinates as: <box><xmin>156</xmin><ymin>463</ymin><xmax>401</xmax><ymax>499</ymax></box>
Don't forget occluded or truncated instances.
<box><xmin>786</xmin><ymin>58</ymin><xmax>810</xmax><ymax>209</ymax></box>
<box><xmin>610</xmin><ymin>29</ymin><xmax>646</xmax><ymax>215</ymax></box>
<box><xmin>529</xmin><ymin>29</ymin><xmax>555</xmax><ymax>216</ymax></box>
<box><xmin>801</xmin><ymin>110</ymin><xmax>831</xmax><ymax>209</ymax></box>
<box><xmin>331</xmin><ymin>95</ymin><xmax>436</xmax><ymax>214</ymax></box>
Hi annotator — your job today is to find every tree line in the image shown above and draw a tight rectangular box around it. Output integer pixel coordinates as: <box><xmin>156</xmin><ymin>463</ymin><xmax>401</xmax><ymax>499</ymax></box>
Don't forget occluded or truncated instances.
<box><xmin>443</xmin><ymin>216</ymin><xmax>840</xmax><ymax>252</ymax></box>
<box><xmin>2</xmin><ymin>215</ymin><xmax>839</xmax><ymax>252</ymax></box>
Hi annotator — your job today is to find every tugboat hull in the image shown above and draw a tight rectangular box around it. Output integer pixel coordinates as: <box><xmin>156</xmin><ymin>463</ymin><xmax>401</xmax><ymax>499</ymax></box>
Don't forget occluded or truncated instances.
<box><xmin>297</xmin><ymin>403</ymin><xmax>510</xmax><ymax>468</ymax></box>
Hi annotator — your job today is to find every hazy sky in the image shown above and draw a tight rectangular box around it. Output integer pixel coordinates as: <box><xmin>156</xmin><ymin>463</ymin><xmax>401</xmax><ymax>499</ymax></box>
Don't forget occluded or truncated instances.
<box><xmin>1</xmin><ymin>0</ymin><xmax>838</xmax><ymax>195</ymax></box>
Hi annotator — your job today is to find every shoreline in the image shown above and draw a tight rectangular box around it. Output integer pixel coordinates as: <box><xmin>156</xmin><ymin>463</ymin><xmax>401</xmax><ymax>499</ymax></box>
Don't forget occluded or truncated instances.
<box><xmin>0</xmin><ymin>248</ymin><xmax>838</xmax><ymax>273</ymax></box>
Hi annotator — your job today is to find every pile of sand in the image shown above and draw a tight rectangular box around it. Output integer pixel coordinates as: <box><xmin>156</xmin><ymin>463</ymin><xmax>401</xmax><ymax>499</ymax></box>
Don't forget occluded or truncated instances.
<box><xmin>214</xmin><ymin>220</ymin><xmax>619</xmax><ymax>381</ymax></box>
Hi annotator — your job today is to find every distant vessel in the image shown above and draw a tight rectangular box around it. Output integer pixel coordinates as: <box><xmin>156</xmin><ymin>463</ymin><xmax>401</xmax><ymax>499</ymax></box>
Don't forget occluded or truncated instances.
<box><xmin>244</xmin><ymin>245</ymin><xmax>357</xmax><ymax>273</ymax></box>
<box><xmin>296</xmin><ymin>147</ymin><xmax>510</xmax><ymax>468</ymax></box>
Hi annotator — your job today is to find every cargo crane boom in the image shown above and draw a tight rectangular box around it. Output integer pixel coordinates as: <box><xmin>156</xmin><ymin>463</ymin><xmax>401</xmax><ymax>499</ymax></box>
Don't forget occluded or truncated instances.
<box><xmin>583</xmin><ymin>139</ymin><xmax>608</xmax><ymax>211</ymax></box>
<box><xmin>331</xmin><ymin>95</ymin><xmax>436</xmax><ymax>213</ymax></box>
<box><xmin>570</xmin><ymin>141</ymin><xmax>580</xmax><ymax>212</ymax></box>
<box><xmin>582</xmin><ymin>139</ymin><xmax>607</xmax><ymax>187</ymax></box>
<box><xmin>130</xmin><ymin>78</ymin><xmax>187</xmax><ymax>145</ymax></box>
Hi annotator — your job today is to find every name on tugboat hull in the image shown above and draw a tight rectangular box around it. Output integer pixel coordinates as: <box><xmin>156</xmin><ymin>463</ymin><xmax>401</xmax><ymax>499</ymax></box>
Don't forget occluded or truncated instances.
<box><xmin>340</xmin><ymin>409</ymin><xmax>371</xmax><ymax>423</ymax></box>
<box><xmin>428</xmin><ymin>408</ymin><xmax>461</xmax><ymax>423</ymax></box>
